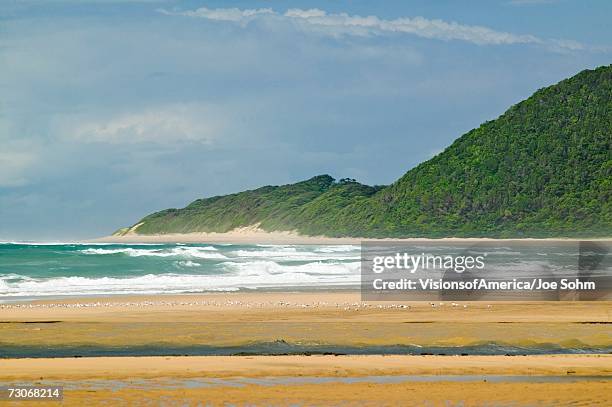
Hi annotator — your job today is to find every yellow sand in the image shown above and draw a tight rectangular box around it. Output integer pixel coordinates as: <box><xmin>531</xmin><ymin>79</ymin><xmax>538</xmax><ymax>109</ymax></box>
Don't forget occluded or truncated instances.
<box><xmin>1</xmin><ymin>356</ymin><xmax>610</xmax><ymax>406</ymax></box>
<box><xmin>48</xmin><ymin>381</ymin><xmax>612</xmax><ymax>407</ymax></box>
<box><xmin>1</xmin><ymin>292</ymin><xmax>610</xmax><ymax>349</ymax></box>
<box><xmin>93</xmin><ymin>225</ymin><xmax>612</xmax><ymax>244</ymax></box>
<box><xmin>1</xmin><ymin>292</ymin><xmax>610</xmax><ymax>406</ymax></box>
<box><xmin>1</xmin><ymin>354</ymin><xmax>610</xmax><ymax>380</ymax></box>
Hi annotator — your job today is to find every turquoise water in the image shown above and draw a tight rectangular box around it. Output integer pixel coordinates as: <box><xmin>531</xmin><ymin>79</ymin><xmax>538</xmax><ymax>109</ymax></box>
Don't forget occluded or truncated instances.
<box><xmin>1</xmin><ymin>242</ymin><xmax>611</xmax><ymax>357</ymax></box>
<box><xmin>0</xmin><ymin>242</ymin><xmax>361</xmax><ymax>298</ymax></box>
<box><xmin>0</xmin><ymin>241</ymin><xmax>609</xmax><ymax>299</ymax></box>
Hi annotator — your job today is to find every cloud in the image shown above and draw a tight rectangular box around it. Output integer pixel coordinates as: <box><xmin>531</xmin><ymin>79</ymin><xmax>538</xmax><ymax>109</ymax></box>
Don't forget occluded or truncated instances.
<box><xmin>67</xmin><ymin>105</ymin><xmax>223</xmax><ymax>145</ymax></box>
<box><xmin>157</xmin><ymin>7</ymin><xmax>274</xmax><ymax>23</ymax></box>
<box><xmin>3</xmin><ymin>1</ymin><xmax>610</xmax><ymax>239</ymax></box>
<box><xmin>158</xmin><ymin>6</ymin><xmax>583</xmax><ymax>50</ymax></box>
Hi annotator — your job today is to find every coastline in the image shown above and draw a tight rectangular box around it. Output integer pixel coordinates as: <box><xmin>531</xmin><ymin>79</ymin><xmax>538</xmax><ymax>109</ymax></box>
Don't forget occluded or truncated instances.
<box><xmin>91</xmin><ymin>228</ymin><xmax>612</xmax><ymax>245</ymax></box>
<box><xmin>3</xmin><ymin>247</ymin><xmax>610</xmax><ymax>404</ymax></box>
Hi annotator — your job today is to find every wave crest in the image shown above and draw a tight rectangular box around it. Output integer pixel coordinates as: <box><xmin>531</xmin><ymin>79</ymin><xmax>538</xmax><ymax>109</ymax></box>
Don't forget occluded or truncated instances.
<box><xmin>81</xmin><ymin>247</ymin><xmax>225</xmax><ymax>259</ymax></box>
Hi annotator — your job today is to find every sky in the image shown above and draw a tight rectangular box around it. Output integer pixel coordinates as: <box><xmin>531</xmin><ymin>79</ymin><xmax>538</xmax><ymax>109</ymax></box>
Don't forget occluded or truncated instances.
<box><xmin>1</xmin><ymin>0</ymin><xmax>611</xmax><ymax>240</ymax></box>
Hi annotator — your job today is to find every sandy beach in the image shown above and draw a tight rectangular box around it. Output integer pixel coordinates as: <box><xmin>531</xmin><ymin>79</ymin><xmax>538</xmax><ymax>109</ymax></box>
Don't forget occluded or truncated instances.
<box><xmin>0</xmin><ymin>355</ymin><xmax>610</xmax><ymax>405</ymax></box>
<box><xmin>1</xmin><ymin>292</ymin><xmax>611</xmax><ymax>350</ymax></box>
<box><xmin>92</xmin><ymin>225</ymin><xmax>612</xmax><ymax>245</ymax></box>
<box><xmin>1</xmin><ymin>292</ymin><xmax>610</xmax><ymax>405</ymax></box>
<box><xmin>4</xmin><ymin>378</ymin><xmax>610</xmax><ymax>406</ymax></box>
<box><xmin>3</xmin><ymin>354</ymin><xmax>611</xmax><ymax>381</ymax></box>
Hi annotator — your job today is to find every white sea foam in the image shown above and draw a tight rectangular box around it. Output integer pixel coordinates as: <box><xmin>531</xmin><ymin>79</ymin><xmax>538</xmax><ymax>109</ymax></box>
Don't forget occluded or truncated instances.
<box><xmin>176</xmin><ymin>260</ymin><xmax>201</xmax><ymax>268</ymax></box>
<box><xmin>0</xmin><ymin>279</ymin><xmax>9</xmax><ymax>291</ymax></box>
<box><xmin>0</xmin><ymin>274</ymin><xmax>236</xmax><ymax>296</ymax></box>
<box><xmin>314</xmin><ymin>245</ymin><xmax>360</xmax><ymax>253</ymax></box>
<box><xmin>0</xmin><ymin>260</ymin><xmax>361</xmax><ymax>297</ymax></box>
<box><xmin>254</xmin><ymin>244</ymin><xmax>359</xmax><ymax>253</ymax></box>
<box><xmin>255</xmin><ymin>244</ymin><xmax>294</xmax><ymax>248</ymax></box>
<box><xmin>80</xmin><ymin>247</ymin><xmax>225</xmax><ymax>259</ymax></box>
<box><xmin>0</xmin><ymin>273</ymin><xmax>36</xmax><ymax>281</ymax></box>
<box><xmin>224</xmin><ymin>260</ymin><xmax>360</xmax><ymax>276</ymax></box>
<box><xmin>230</xmin><ymin>248</ymin><xmax>358</xmax><ymax>261</ymax></box>
<box><xmin>0</xmin><ymin>244</ymin><xmax>363</xmax><ymax>297</ymax></box>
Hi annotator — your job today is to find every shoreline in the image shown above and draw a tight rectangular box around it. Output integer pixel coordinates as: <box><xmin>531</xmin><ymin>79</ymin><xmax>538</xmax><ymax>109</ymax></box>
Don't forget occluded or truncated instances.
<box><xmin>4</xmin><ymin>290</ymin><xmax>612</xmax><ymax>320</ymax></box>
<box><xmin>1</xmin><ymin>292</ymin><xmax>610</xmax><ymax>356</ymax></box>
<box><xmin>91</xmin><ymin>229</ymin><xmax>612</xmax><ymax>245</ymax></box>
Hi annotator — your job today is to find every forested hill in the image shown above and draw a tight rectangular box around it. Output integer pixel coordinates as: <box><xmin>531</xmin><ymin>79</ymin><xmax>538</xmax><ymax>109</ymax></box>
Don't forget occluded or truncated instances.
<box><xmin>117</xmin><ymin>65</ymin><xmax>611</xmax><ymax>238</ymax></box>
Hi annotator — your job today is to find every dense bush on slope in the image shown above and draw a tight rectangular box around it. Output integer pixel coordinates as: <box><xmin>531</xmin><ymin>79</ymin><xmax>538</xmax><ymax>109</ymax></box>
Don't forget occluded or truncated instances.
<box><xmin>133</xmin><ymin>175</ymin><xmax>383</xmax><ymax>234</ymax></box>
<box><xmin>359</xmin><ymin>64</ymin><xmax>612</xmax><ymax>237</ymax></box>
<box><xmin>122</xmin><ymin>65</ymin><xmax>611</xmax><ymax>238</ymax></box>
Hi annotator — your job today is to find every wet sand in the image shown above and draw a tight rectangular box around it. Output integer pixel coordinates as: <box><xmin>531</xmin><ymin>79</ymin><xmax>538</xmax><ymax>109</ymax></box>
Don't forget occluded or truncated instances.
<box><xmin>43</xmin><ymin>380</ymin><xmax>612</xmax><ymax>406</ymax></box>
<box><xmin>1</xmin><ymin>292</ymin><xmax>610</xmax><ymax>350</ymax></box>
<box><xmin>1</xmin><ymin>292</ymin><xmax>610</xmax><ymax>405</ymax></box>
<box><xmin>2</xmin><ymin>354</ymin><xmax>610</xmax><ymax>380</ymax></box>
<box><xmin>1</xmin><ymin>355</ymin><xmax>610</xmax><ymax>406</ymax></box>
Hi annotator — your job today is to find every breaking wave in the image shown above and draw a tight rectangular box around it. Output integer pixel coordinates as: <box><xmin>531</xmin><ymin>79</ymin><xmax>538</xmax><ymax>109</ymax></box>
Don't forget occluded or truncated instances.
<box><xmin>0</xmin><ymin>260</ymin><xmax>360</xmax><ymax>297</ymax></box>
<box><xmin>80</xmin><ymin>246</ymin><xmax>225</xmax><ymax>259</ymax></box>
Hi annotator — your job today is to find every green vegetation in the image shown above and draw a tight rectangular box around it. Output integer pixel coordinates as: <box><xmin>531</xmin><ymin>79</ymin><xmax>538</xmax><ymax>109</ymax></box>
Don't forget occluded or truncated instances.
<box><xmin>123</xmin><ymin>65</ymin><xmax>612</xmax><ymax>238</ymax></box>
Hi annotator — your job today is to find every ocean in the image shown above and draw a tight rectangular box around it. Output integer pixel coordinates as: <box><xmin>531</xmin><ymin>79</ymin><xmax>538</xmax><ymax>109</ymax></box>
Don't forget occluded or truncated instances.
<box><xmin>2</xmin><ymin>241</ymin><xmax>611</xmax><ymax>357</ymax></box>
<box><xmin>1</xmin><ymin>241</ymin><xmax>609</xmax><ymax>300</ymax></box>
<box><xmin>0</xmin><ymin>242</ymin><xmax>361</xmax><ymax>299</ymax></box>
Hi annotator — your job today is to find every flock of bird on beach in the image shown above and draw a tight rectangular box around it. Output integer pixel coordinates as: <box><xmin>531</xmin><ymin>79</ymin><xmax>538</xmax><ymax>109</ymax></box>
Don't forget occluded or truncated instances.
<box><xmin>0</xmin><ymin>300</ymin><xmax>489</xmax><ymax>311</ymax></box>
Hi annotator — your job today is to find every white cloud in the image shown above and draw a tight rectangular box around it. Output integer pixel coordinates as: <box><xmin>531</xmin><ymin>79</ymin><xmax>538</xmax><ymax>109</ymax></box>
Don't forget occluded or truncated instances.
<box><xmin>157</xmin><ymin>6</ymin><xmax>274</xmax><ymax>23</ymax></box>
<box><xmin>158</xmin><ymin>6</ymin><xmax>583</xmax><ymax>49</ymax></box>
<box><xmin>285</xmin><ymin>9</ymin><xmax>327</xmax><ymax>19</ymax></box>
<box><xmin>68</xmin><ymin>105</ymin><xmax>223</xmax><ymax>145</ymax></box>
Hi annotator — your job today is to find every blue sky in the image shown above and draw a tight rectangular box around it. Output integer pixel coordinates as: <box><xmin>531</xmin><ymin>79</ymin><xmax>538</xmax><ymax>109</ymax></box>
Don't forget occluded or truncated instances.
<box><xmin>1</xmin><ymin>0</ymin><xmax>611</xmax><ymax>239</ymax></box>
